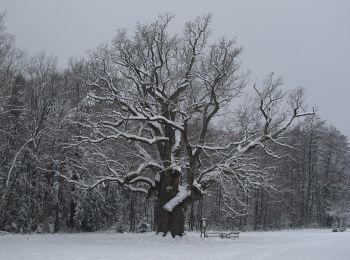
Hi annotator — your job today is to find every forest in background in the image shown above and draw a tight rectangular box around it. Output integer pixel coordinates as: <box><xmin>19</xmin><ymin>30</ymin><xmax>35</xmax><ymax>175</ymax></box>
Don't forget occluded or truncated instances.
<box><xmin>1</xmin><ymin>13</ymin><xmax>349</xmax><ymax>234</ymax></box>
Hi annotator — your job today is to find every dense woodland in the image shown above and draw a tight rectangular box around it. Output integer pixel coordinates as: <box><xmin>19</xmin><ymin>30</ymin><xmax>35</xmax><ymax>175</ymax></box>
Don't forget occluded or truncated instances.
<box><xmin>1</xmin><ymin>14</ymin><xmax>349</xmax><ymax>235</ymax></box>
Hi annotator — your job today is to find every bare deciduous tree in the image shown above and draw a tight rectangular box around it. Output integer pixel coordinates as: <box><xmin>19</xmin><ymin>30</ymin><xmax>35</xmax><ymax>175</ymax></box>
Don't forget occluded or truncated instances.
<box><xmin>69</xmin><ymin>15</ymin><xmax>313</xmax><ymax>237</ymax></box>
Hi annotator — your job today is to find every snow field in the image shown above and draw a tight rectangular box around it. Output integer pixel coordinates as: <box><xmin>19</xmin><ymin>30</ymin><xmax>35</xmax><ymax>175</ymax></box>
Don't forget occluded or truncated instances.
<box><xmin>1</xmin><ymin>229</ymin><xmax>350</xmax><ymax>260</ymax></box>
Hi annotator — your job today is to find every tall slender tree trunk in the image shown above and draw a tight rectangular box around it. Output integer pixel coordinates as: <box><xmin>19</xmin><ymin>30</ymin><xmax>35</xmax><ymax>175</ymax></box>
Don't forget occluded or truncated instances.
<box><xmin>189</xmin><ymin>203</ymin><xmax>194</xmax><ymax>231</ymax></box>
<box><xmin>54</xmin><ymin>170</ymin><xmax>64</xmax><ymax>233</ymax></box>
<box><xmin>305</xmin><ymin>115</ymin><xmax>315</xmax><ymax>224</ymax></box>
<box><xmin>129</xmin><ymin>193</ymin><xmax>136</xmax><ymax>232</ymax></box>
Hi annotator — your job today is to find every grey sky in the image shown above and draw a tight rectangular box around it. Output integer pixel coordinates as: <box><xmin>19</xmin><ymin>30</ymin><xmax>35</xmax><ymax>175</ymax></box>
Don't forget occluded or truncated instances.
<box><xmin>2</xmin><ymin>0</ymin><xmax>350</xmax><ymax>136</ymax></box>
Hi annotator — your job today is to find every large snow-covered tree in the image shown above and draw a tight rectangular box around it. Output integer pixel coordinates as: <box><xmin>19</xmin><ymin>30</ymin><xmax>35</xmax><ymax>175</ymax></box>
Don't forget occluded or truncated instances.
<box><xmin>70</xmin><ymin>14</ymin><xmax>313</xmax><ymax>237</ymax></box>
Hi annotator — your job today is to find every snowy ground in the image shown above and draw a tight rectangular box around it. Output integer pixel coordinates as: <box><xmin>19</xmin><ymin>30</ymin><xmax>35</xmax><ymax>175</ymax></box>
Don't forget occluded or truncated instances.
<box><xmin>1</xmin><ymin>229</ymin><xmax>350</xmax><ymax>260</ymax></box>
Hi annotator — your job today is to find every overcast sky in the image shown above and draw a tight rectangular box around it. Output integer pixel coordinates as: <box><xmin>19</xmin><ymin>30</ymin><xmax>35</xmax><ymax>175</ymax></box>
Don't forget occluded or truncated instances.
<box><xmin>2</xmin><ymin>0</ymin><xmax>350</xmax><ymax>136</ymax></box>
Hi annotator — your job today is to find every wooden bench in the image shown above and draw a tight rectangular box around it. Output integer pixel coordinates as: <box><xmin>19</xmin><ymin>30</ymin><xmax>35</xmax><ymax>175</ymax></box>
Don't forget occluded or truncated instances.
<box><xmin>226</xmin><ymin>231</ymin><xmax>240</xmax><ymax>239</ymax></box>
<box><xmin>200</xmin><ymin>218</ymin><xmax>240</xmax><ymax>239</ymax></box>
<box><xmin>204</xmin><ymin>231</ymin><xmax>240</xmax><ymax>239</ymax></box>
<box><xmin>204</xmin><ymin>232</ymin><xmax>226</xmax><ymax>239</ymax></box>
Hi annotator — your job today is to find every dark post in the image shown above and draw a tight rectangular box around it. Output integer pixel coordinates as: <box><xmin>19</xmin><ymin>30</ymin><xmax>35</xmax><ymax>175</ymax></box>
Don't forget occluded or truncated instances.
<box><xmin>200</xmin><ymin>217</ymin><xmax>207</xmax><ymax>238</ymax></box>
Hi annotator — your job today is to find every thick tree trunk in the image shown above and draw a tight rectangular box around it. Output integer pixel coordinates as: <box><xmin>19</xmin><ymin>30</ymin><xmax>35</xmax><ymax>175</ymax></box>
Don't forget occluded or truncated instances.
<box><xmin>154</xmin><ymin>170</ymin><xmax>187</xmax><ymax>237</ymax></box>
<box><xmin>155</xmin><ymin>202</ymin><xmax>185</xmax><ymax>237</ymax></box>
<box><xmin>154</xmin><ymin>170</ymin><xmax>202</xmax><ymax>237</ymax></box>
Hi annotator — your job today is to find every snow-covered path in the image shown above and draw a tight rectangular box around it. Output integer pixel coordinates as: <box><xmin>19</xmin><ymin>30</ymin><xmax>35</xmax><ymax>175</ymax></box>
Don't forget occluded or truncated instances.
<box><xmin>1</xmin><ymin>229</ymin><xmax>349</xmax><ymax>260</ymax></box>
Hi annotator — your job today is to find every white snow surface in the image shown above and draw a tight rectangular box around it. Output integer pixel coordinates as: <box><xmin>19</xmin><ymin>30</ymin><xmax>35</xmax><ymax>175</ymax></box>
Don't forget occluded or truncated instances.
<box><xmin>1</xmin><ymin>229</ymin><xmax>350</xmax><ymax>260</ymax></box>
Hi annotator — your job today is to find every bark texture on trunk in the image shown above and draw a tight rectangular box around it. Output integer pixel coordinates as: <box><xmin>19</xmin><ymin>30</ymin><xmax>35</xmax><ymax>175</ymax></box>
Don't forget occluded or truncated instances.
<box><xmin>155</xmin><ymin>202</ymin><xmax>185</xmax><ymax>237</ymax></box>
<box><xmin>154</xmin><ymin>170</ymin><xmax>185</xmax><ymax>237</ymax></box>
<box><xmin>154</xmin><ymin>169</ymin><xmax>203</xmax><ymax>237</ymax></box>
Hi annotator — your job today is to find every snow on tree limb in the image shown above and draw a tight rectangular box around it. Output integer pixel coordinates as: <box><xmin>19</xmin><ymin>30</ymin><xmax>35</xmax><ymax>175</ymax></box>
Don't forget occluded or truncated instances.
<box><xmin>163</xmin><ymin>185</ymin><xmax>191</xmax><ymax>212</ymax></box>
<box><xmin>67</xmin><ymin>15</ymin><xmax>314</xmax><ymax>220</ymax></box>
